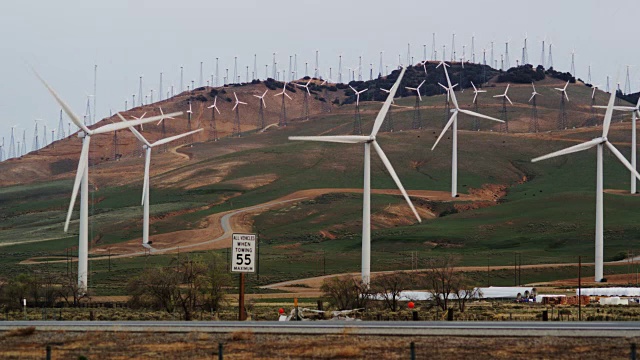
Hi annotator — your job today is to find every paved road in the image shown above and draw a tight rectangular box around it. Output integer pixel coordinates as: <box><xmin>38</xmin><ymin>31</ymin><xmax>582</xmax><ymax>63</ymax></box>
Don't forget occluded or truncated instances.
<box><xmin>1</xmin><ymin>321</ymin><xmax>638</xmax><ymax>337</ymax></box>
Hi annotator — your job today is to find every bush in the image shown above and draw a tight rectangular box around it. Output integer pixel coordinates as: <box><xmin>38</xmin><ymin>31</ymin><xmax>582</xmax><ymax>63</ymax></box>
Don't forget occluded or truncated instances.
<box><xmin>321</xmin><ymin>276</ymin><xmax>371</xmax><ymax>310</ymax></box>
<box><xmin>496</xmin><ymin>64</ymin><xmax>545</xmax><ymax>83</ymax></box>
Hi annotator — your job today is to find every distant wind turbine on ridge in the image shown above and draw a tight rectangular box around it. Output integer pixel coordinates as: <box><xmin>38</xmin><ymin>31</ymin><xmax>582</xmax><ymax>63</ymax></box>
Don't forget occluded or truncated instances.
<box><xmin>432</xmin><ymin>61</ymin><xmax>504</xmax><ymax>198</ymax></box>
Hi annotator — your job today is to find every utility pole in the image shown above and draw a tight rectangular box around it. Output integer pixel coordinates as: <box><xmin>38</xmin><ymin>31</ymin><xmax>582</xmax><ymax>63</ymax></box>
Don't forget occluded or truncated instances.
<box><xmin>578</xmin><ymin>255</ymin><xmax>582</xmax><ymax>321</ymax></box>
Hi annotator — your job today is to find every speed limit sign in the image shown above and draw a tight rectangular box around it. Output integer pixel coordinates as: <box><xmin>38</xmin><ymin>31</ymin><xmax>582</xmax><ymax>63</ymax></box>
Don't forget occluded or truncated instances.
<box><xmin>231</xmin><ymin>233</ymin><xmax>256</xmax><ymax>273</ymax></box>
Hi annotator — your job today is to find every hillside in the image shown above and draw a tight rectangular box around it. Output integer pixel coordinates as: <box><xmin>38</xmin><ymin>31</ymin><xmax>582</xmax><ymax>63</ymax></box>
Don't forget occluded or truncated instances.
<box><xmin>0</xmin><ymin>64</ymin><xmax>639</xmax><ymax>292</ymax></box>
<box><xmin>0</xmin><ymin>63</ymin><xmax>631</xmax><ymax>188</ymax></box>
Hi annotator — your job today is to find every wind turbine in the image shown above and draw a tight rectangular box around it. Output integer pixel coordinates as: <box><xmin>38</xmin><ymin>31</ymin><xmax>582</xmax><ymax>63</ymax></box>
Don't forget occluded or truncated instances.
<box><xmin>493</xmin><ymin>84</ymin><xmax>513</xmax><ymax>132</ymax></box>
<box><xmin>529</xmin><ymin>83</ymin><xmax>542</xmax><ymax>133</ymax></box>
<box><xmin>432</xmin><ymin>61</ymin><xmax>504</xmax><ymax>198</ymax></box>
<box><xmin>232</xmin><ymin>92</ymin><xmax>247</xmax><ymax>137</ymax></box>
<box><xmin>274</xmin><ymin>82</ymin><xmax>292</xmax><ymax>127</ymax></box>
<box><xmin>33</xmin><ymin>70</ymin><xmax>182</xmax><ymax>292</ymax></box>
<box><xmin>589</xmin><ymin>85</ymin><xmax>602</xmax><ymax>126</ymax></box>
<box><xmin>379</xmin><ymin>87</ymin><xmax>395</xmax><ymax>132</ymax></box>
<box><xmin>470</xmin><ymin>82</ymin><xmax>486</xmax><ymax>130</ymax></box>
<box><xmin>253</xmin><ymin>89</ymin><xmax>268</xmax><ymax>129</ymax></box>
<box><xmin>406</xmin><ymin>80</ymin><xmax>425</xmax><ymax>129</ymax></box>
<box><xmin>186</xmin><ymin>101</ymin><xmax>194</xmax><ymax>144</ymax></box>
<box><xmin>555</xmin><ymin>80</ymin><xmax>570</xmax><ymax>129</ymax></box>
<box><xmin>8</xmin><ymin>125</ymin><xmax>17</xmax><ymax>158</ymax></box>
<box><xmin>296</xmin><ymin>79</ymin><xmax>312</xmax><ymax>121</ymax></box>
<box><xmin>594</xmin><ymin>95</ymin><xmax>640</xmax><ymax>194</ymax></box>
<box><xmin>131</xmin><ymin>112</ymin><xmax>147</xmax><ymax>132</ymax></box>
<box><xmin>207</xmin><ymin>97</ymin><xmax>221</xmax><ymax>141</ymax></box>
<box><xmin>118</xmin><ymin>115</ymin><xmax>202</xmax><ymax>247</ymax></box>
<box><xmin>349</xmin><ymin>85</ymin><xmax>367</xmax><ymax>135</ymax></box>
<box><xmin>32</xmin><ymin>119</ymin><xmax>42</xmax><ymax>151</ymax></box>
<box><xmin>156</xmin><ymin>107</ymin><xmax>176</xmax><ymax>152</ymax></box>
<box><xmin>532</xmin><ymin>89</ymin><xmax>640</xmax><ymax>282</ymax></box>
<box><xmin>289</xmin><ymin>67</ymin><xmax>421</xmax><ymax>285</ymax></box>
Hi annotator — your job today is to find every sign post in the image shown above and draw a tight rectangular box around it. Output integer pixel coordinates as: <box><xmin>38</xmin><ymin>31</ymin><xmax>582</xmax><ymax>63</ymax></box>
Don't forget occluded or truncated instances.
<box><xmin>231</xmin><ymin>233</ymin><xmax>256</xmax><ymax>321</ymax></box>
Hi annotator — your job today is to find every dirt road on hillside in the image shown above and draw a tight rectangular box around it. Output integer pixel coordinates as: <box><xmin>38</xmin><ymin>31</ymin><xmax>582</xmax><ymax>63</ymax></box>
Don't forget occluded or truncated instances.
<box><xmin>22</xmin><ymin>187</ymin><xmax>489</xmax><ymax>265</ymax></box>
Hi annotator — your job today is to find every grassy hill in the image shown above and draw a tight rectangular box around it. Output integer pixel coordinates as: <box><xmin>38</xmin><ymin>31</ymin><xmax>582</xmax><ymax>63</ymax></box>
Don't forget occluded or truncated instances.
<box><xmin>0</xmin><ymin>66</ymin><xmax>639</xmax><ymax>293</ymax></box>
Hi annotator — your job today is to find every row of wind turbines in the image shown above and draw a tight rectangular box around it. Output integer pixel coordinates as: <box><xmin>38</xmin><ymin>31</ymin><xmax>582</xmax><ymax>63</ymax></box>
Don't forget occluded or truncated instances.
<box><xmin>29</xmin><ymin>54</ymin><xmax>639</xmax><ymax>291</ymax></box>
<box><xmin>291</xmin><ymin>62</ymin><xmax>640</xmax><ymax>285</ymax></box>
<box><xmin>6</xmin><ymin>33</ymin><xmax>617</xmax><ymax>163</ymax></box>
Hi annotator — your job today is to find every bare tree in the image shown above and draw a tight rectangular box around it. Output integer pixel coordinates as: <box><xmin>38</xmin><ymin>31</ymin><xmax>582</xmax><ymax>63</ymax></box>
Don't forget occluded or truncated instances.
<box><xmin>321</xmin><ymin>276</ymin><xmax>371</xmax><ymax>310</ymax></box>
<box><xmin>422</xmin><ymin>256</ymin><xmax>457</xmax><ymax>311</ymax></box>
<box><xmin>371</xmin><ymin>272</ymin><xmax>411</xmax><ymax>311</ymax></box>
<box><xmin>422</xmin><ymin>255</ymin><xmax>479</xmax><ymax>312</ymax></box>
<box><xmin>127</xmin><ymin>253</ymin><xmax>230</xmax><ymax>320</ymax></box>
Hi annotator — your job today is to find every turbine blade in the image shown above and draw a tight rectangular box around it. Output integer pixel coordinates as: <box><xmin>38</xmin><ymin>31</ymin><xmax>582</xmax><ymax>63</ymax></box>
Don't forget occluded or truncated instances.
<box><xmin>505</xmin><ymin>95</ymin><xmax>513</xmax><ymax>105</ymax></box>
<box><xmin>565</xmin><ymin>92</ymin><xmax>569</xmax><ymax>102</ymax></box>
<box><xmin>93</xmin><ymin>113</ymin><xmax>182</xmax><ymax>135</ymax></box>
<box><xmin>473</xmin><ymin>93</ymin><xmax>478</xmax><ymax>104</ymax></box>
<box><xmin>288</xmin><ymin>135</ymin><xmax>370</xmax><ymax>144</ymax></box>
<box><xmin>117</xmin><ymin>113</ymin><xmax>151</xmax><ymax>147</ymax></box>
<box><xmin>151</xmin><ymin>128</ymin><xmax>203</xmax><ymax>147</ymax></box>
<box><xmin>458</xmin><ymin>109</ymin><xmax>504</xmax><ymax>123</ymax></box>
<box><xmin>606</xmin><ymin>141</ymin><xmax>640</xmax><ymax>181</ymax></box>
<box><xmin>531</xmin><ymin>138</ymin><xmax>603</xmax><ymax>162</ymax></box>
<box><xmin>372</xmin><ymin>141</ymin><xmax>421</xmax><ymax>223</ymax></box>
<box><xmin>64</xmin><ymin>136</ymin><xmax>91</xmax><ymax>232</ymax></box>
<box><xmin>529</xmin><ymin>93</ymin><xmax>535</xmax><ymax>102</ymax></box>
<box><xmin>32</xmin><ymin>69</ymin><xmax>91</xmax><ymax>135</ymax></box>
<box><xmin>595</xmin><ymin>106</ymin><xmax>636</xmax><ymax>111</ymax></box>
<box><xmin>285</xmin><ymin>93</ymin><xmax>292</xmax><ymax>100</ymax></box>
<box><xmin>432</xmin><ymin>112</ymin><xmax>457</xmax><ymax>150</ymax></box>
<box><xmin>142</xmin><ymin>151</ymin><xmax>150</xmax><ymax>206</ymax></box>
<box><xmin>602</xmin><ymin>88</ymin><xmax>617</xmax><ymax>138</ymax></box>
<box><xmin>370</xmin><ymin>67</ymin><xmax>406</xmax><ymax>137</ymax></box>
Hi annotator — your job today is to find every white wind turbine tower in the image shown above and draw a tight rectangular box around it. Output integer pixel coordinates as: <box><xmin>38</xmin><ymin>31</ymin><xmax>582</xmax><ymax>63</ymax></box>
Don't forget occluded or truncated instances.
<box><xmin>296</xmin><ymin>79</ymin><xmax>312</xmax><ymax>121</ymax></box>
<box><xmin>207</xmin><ymin>96</ymin><xmax>221</xmax><ymax>141</ymax></box>
<box><xmin>529</xmin><ymin>82</ymin><xmax>542</xmax><ymax>133</ymax></box>
<box><xmin>275</xmin><ymin>82</ymin><xmax>292</xmax><ymax>127</ymax></box>
<box><xmin>8</xmin><ymin>125</ymin><xmax>17</xmax><ymax>158</ymax></box>
<box><xmin>589</xmin><ymin>84</ymin><xmax>602</xmax><ymax>126</ymax></box>
<box><xmin>118</xmin><ymin>115</ymin><xmax>202</xmax><ymax>247</ymax></box>
<box><xmin>554</xmin><ymin>80</ymin><xmax>570</xmax><ymax>129</ymax></box>
<box><xmin>349</xmin><ymin>85</ymin><xmax>367</xmax><ymax>135</ymax></box>
<box><xmin>21</xmin><ymin>129</ymin><xmax>27</xmax><ymax>155</ymax></box>
<box><xmin>32</xmin><ymin>119</ymin><xmax>42</xmax><ymax>151</ymax></box>
<box><xmin>594</xmin><ymin>96</ymin><xmax>640</xmax><ymax>194</ymax></box>
<box><xmin>470</xmin><ymin>82</ymin><xmax>487</xmax><ymax>130</ymax></box>
<box><xmin>379</xmin><ymin>87</ymin><xmax>395</xmax><ymax>132</ymax></box>
<box><xmin>289</xmin><ymin>67</ymin><xmax>421</xmax><ymax>285</ymax></box>
<box><xmin>232</xmin><ymin>92</ymin><xmax>247</xmax><ymax>137</ymax></box>
<box><xmin>532</xmin><ymin>89</ymin><xmax>640</xmax><ymax>282</ymax></box>
<box><xmin>253</xmin><ymin>89</ymin><xmax>268</xmax><ymax>129</ymax></box>
<box><xmin>33</xmin><ymin>69</ymin><xmax>182</xmax><ymax>292</ymax></box>
<box><xmin>155</xmin><ymin>107</ymin><xmax>176</xmax><ymax>152</ymax></box>
<box><xmin>493</xmin><ymin>84</ymin><xmax>513</xmax><ymax>132</ymax></box>
<box><xmin>432</xmin><ymin>62</ymin><xmax>503</xmax><ymax>198</ymax></box>
<box><xmin>406</xmin><ymin>80</ymin><xmax>425</xmax><ymax>129</ymax></box>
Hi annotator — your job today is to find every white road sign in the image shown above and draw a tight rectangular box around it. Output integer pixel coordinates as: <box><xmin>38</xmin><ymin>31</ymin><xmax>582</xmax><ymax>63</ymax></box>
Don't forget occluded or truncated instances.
<box><xmin>231</xmin><ymin>233</ymin><xmax>256</xmax><ymax>273</ymax></box>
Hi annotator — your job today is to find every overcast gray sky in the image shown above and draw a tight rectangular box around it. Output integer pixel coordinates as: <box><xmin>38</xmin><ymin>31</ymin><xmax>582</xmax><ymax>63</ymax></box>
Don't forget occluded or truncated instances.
<box><xmin>0</xmin><ymin>0</ymin><xmax>635</xmax><ymax>148</ymax></box>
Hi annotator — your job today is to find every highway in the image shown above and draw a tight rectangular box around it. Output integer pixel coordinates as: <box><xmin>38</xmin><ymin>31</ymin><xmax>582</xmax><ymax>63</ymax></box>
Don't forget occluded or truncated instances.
<box><xmin>0</xmin><ymin>321</ymin><xmax>638</xmax><ymax>337</ymax></box>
